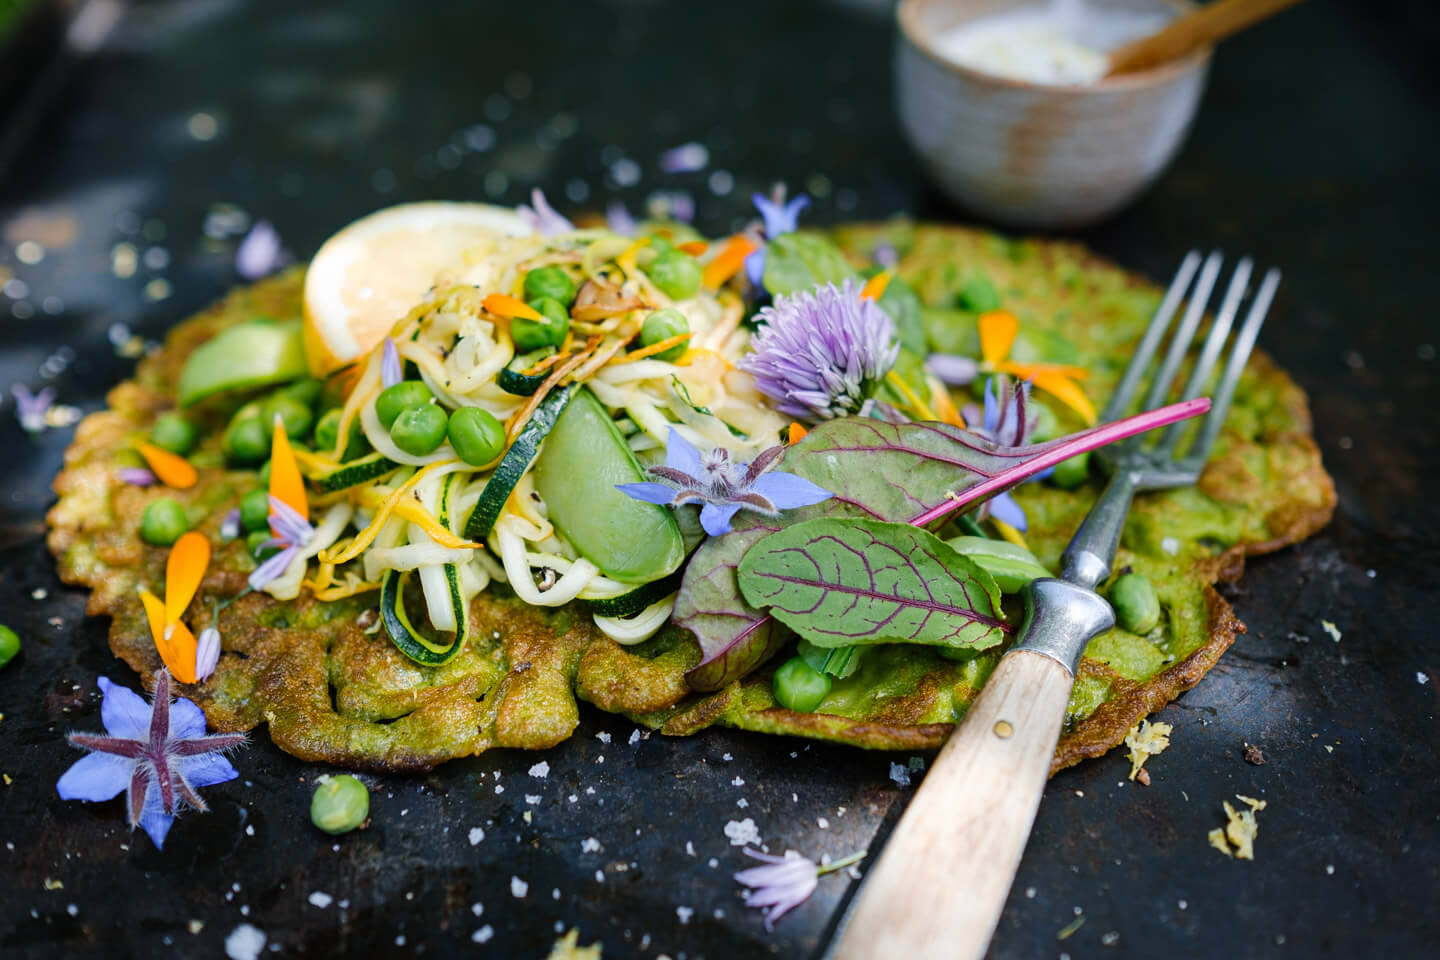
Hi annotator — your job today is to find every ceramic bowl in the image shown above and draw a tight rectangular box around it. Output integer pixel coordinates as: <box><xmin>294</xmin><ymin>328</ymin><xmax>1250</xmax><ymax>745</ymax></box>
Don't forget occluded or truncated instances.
<box><xmin>895</xmin><ymin>0</ymin><xmax>1211</xmax><ymax>229</ymax></box>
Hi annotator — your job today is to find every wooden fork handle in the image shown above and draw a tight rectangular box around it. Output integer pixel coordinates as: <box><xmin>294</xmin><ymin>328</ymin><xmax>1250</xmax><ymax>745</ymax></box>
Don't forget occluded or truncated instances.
<box><xmin>830</xmin><ymin>650</ymin><xmax>1073</xmax><ymax>959</ymax></box>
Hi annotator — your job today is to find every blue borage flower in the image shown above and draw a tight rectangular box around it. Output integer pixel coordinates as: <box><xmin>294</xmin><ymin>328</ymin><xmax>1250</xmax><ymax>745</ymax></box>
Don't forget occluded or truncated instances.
<box><xmin>734</xmin><ymin>848</ymin><xmax>866</xmax><ymax>930</ymax></box>
<box><xmin>247</xmin><ymin>495</ymin><xmax>315</xmax><ymax>591</ymax></box>
<box><xmin>745</xmin><ymin>186</ymin><xmax>810</xmax><ymax>289</ymax></box>
<box><xmin>12</xmin><ymin>383</ymin><xmax>54</xmax><ymax>434</ymax></box>
<box><xmin>658</xmin><ymin>141</ymin><xmax>709</xmax><ymax>174</ymax></box>
<box><xmin>740</xmin><ymin>278</ymin><xmax>900</xmax><ymax>422</ymax></box>
<box><xmin>616</xmin><ymin>429</ymin><xmax>832</xmax><ymax>537</ymax></box>
<box><xmin>517</xmin><ymin>188</ymin><xmax>573</xmax><ymax>236</ymax></box>
<box><xmin>56</xmin><ymin>669</ymin><xmax>245</xmax><ymax>849</ymax></box>
<box><xmin>966</xmin><ymin>377</ymin><xmax>1046</xmax><ymax>531</ymax></box>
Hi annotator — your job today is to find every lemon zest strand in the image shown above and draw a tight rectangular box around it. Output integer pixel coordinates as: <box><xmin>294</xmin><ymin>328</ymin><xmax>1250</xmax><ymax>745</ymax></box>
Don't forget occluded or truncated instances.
<box><xmin>319</xmin><ymin>461</ymin><xmax>455</xmax><ymax>565</ymax></box>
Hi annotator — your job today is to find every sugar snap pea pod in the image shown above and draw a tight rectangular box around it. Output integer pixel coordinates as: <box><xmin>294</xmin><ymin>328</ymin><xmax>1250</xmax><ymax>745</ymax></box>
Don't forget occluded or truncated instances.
<box><xmin>1110</xmin><ymin>572</ymin><xmax>1161</xmax><ymax>634</ymax></box>
<box><xmin>944</xmin><ymin>535</ymin><xmax>1053</xmax><ymax>594</ymax></box>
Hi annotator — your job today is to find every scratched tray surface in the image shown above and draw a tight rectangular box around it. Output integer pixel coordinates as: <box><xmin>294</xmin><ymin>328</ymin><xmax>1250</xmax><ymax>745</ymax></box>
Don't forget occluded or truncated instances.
<box><xmin>1</xmin><ymin>0</ymin><xmax>1438</xmax><ymax>958</ymax></box>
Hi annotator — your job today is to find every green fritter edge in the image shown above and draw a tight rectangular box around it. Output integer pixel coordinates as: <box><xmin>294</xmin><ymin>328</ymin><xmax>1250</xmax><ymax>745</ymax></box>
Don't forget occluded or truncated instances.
<box><xmin>46</xmin><ymin>223</ymin><xmax>1335</xmax><ymax>774</ymax></box>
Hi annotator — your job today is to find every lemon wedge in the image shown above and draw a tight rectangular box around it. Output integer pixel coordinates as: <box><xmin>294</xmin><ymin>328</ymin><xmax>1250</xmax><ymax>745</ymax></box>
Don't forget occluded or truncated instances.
<box><xmin>301</xmin><ymin>202</ymin><xmax>532</xmax><ymax>376</ymax></box>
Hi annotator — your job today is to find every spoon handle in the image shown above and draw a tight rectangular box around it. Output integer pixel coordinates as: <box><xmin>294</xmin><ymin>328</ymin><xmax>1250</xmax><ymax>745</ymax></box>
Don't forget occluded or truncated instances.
<box><xmin>1106</xmin><ymin>0</ymin><xmax>1305</xmax><ymax>76</ymax></box>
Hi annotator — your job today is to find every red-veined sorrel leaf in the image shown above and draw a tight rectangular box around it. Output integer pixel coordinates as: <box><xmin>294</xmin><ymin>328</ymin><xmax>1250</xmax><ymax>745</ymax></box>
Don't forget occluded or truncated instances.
<box><xmin>737</xmin><ymin>518</ymin><xmax>1008</xmax><ymax>652</ymax></box>
<box><xmin>677</xmin><ymin>397</ymin><xmax>1209</xmax><ymax>691</ymax></box>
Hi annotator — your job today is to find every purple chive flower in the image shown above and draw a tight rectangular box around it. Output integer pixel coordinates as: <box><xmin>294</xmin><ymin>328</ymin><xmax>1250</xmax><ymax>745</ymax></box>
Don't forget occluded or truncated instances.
<box><xmin>13</xmin><ymin>384</ymin><xmax>54</xmax><ymax>434</ymax></box>
<box><xmin>734</xmin><ymin>848</ymin><xmax>866</xmax><ymax>930</ymax></box>
<box><xmin>194</xmin><ymin>628</ymin><xmax>221</xmax><ymax>682</ymax></box>
<box><xmin>119</xmin><ymin>467</ymin><xmax>159</xmax><ymax>487</ymax></box>
<box><xmin>658</xmin><ymin>141</ymin><xmax>710</xmax><ymax>174</ymax></box>
<box><xmin>56</xmin><ymin>670</ymin><xmax>245</xmax><ymax>849</ymax></box>
<box><xmin>745</xmin><ymin>186</ymin><xmax>811</xmax><ymax>289</ymax></box>
<box><xmin>606</xmin><ymin>200</ymin><xmax>638</xmax><ymax>237</ymax></box>
<box><xmin>616</xmin><ymin>429</ymin><xmax>832</xmax><ymax>537</ymax></box>
<box><xmin>517</xmin><ymin>188</ymin><xmax>574</xmax><ymax>236</ymax></box>
<box><xmin>247</xmin><ymin>495</ymin><xmax>314</xmax><ymax>591</ymax></box>
<box><xmin>381</xmin><ymin>338</ymin><xmax>402</xmax><ymax>388</ymax></box>
<box><xmin>741</xmin><ymin>278</ymin><xmax>899</xmax><ymax>422</ymax></box>
<box><xmin>926</xmin><ymin>353</ymin><xmax>979</xmax><ymax>386</ymax></box>
<box><xmin>220</xmin><ymin>507</ymin><xmax>241</xmax><ymax>541</ymax></box>
<box><xmin>235</xmin><ymin>220</ymin><xmax>282</xmax><ymax>280</ymax></box>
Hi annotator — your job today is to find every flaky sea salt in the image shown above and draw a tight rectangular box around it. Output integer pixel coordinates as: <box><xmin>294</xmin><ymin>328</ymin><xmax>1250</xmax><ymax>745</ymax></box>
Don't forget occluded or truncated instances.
<box><xmin>224</xmin><ymin>924</ymin><xmax>266</xmax><ymax>960</ymax></box>
<box><xmin>725</xmin><ymin>818</ymin><xmax>760</xmax><ymax>846</ymax></box>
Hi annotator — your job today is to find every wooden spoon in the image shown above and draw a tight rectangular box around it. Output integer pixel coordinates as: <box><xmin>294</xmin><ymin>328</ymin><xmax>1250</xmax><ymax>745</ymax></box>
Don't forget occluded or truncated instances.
<box><xmin>1106</xmin><ymin>0</ymin><xmax>1307</xmax><ymax>77</ymax></box>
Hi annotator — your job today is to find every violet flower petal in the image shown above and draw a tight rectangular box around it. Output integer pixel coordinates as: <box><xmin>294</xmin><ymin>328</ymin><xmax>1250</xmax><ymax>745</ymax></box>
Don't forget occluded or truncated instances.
<box><xmin>220</xmin><ymin>507</ymin><xmax>241</xmax><ymax>541</ymax></box>
<box><xmin>988</xmin><ymin>491</ymin><xmax>1028</xmax><ymax>532</ymax></box>
<box><xmin>247</xmin><ymin>544</ymin><xmax>298</xmax><ymax>592</ymax></box>
<box><xmin>745</xmin><ymin>247</ymin><xmax>767</xmax><ymax>289</ymax></box>
<box><xmin>235</xmin><ymin>220</ymin><xmax>282</xmax><ymax>280</ymax></box>
<box><xmin>658</xmin><ymin>142</ymin><xmax>709</xmax><ymax>174</ymax></box>
<box><xmin>747</xmin><ymin>471</ymin><xmax>833</xmax><ymax>510</ymax></box>
<box><xmin>382</xmin><ymin>338</ymin><xmax>402</xmax><ymax>388</ymax></box>
<box><xmin>518</xmin><ymin>188</ymin><xmax>573</xmax><ymax>236</ymax></box>
<box><xmin>97</xmin><ymin>676</ymin><xmax>151</xmax><ymax>739</ymax></box>
<box><xmin>615</xmin><ymin>482</ymin><xmax>677</xmax><ymax>506</ymax></box>
<box><xmin>699</xmin><ymin>502</ymin><xmax>743</xmax><ymax>537</ymax></box>
<box><xmin>194</xmin><ymin>627</ymin><xmax>221</xmax><ymax>682</ymax></box>
<box><xmin>119</xmin><ymin>467</ymin><xmax>158</xmax><ymax>487</ymax></box>
<box><xmin>266</xmin><ymin>495</ymin><xmax>313</xmax><ymax>546</ymax></box>
<box><xmin>55</xmin><ymin>752</ymin><xmax>133</xmax><ymax>802</ymax></box>
<box><xmin>178</xmin><ymin>752</ymin><xmax>239</xmax><ymax>789</ymax></box>
<box><xmin>926</xmin><ymin>354</ymin><xmax>979</xmax><ymax>386</ymax></box>
<box><xmin>605</xmin><ymin>200</ymin><xmax>637</xmax><ymax>237</ymax></box>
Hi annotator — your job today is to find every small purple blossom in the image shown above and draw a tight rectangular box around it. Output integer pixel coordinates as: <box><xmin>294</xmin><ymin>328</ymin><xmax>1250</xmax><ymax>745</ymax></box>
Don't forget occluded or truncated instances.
<box><xmin>119</xmin><ymin>467</ymin><xmax>159</xmax><ymax>487</ymax></box>
<box><xmin>381</xmin><ymin>338</ymin><xmax>402</xmax><ymax>388</ymax></box>
<box><xmin>873</xmin><ymin>242</ymin><xmax>900</xmax><ymax>270</ymax></box>
<box><xmin>13</xmin><ymin>384</ymin><xmax>54</xmax><ymax>434</ymax></box>
<box><xmin>926</xmin><ymin>353</ymin><xmax>979</xmax><ymax>386</ymax></box>
<box><xmin>517</xmin><ymin>188</ymin><xmax>573</xmax><ymax>236</ymax></box>
<box><xmin>235</xmin><ymin>220</ymin><xmax>283</xmax><ymax>281</ymax></box>
<box><xmin>734</xmin><ymin>848</ymin><xmax>866</xmax><ymax>930</ymax></box>
<box><xmin>746</xmin><ymin>186</ymin><xmax>811</xmax><ymax>289</ymax></box>
<box><xmin>194</xmin><ymin>628</ymin><xmax>221</xmax><ymax>682</ymax></box>
<box><xmin>606</xmin><ymin>200</ymin><xmax>638</xmax><ymax>237</ymax></box>
<box><xmin>616</xmin><ymin>429</ymin><xmax>832</xmax><ymax>537</ymax></box>
<box><xmin>220</xmin><ymin>507</ymin><xmax>241</xmax><ymax>541</ymax></box>
<box><xmin>741</xmin><ymin>278</ymin><xmax>899</xmax><ymax>422</ymax></box>
<box><xmin>658</xmin><ymin>141</ymin><xmax>709</xmax><ymax>174</ymax></box>
<box><xmin>247</xmin><ymin>495</ymin><xmax>314</xmax><ymax>591</ymax></box>
<box><xmin>55</xmin><ymin>670</ymin><xmax>245</xmax><ymax>849</ymax></box>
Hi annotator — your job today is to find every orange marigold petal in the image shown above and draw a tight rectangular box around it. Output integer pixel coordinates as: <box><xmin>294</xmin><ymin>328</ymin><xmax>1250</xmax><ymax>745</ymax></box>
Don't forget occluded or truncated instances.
<box><xmin>482</xmin><ymin>292</ymin><xmax>543</xmax><ymax>321</ymax></box>
<box><xmin>1031</xmin><ymin>371</ymin><xmax>1098</xmax><ymax>425</ymax></box>
<box><xmin>978</xmin><ymin>310</ymin><xmax>1020</xmax><ymax>366</ymax></box>
<box><xmin>860</xmin><ymin>271</ymin><xmax>892</xmax><ymax>301</ymax></box>
<box><xmin>139</xmin><ymin>590</ymin><xmax>198</xmax><ymax>684</ymax></box>
<box><xmin>268</xmin><ymin>417</ymin><xmax>309</xmax><ymax>525</ymax></box>
<box><xmin>787</xmin><ymin>422</ymin><xmax>808</xmax><ymax>444</ymax></box>
<box><xmin>676</xmin><ymin>241</ymin><xmax>709</xmax><ymax>256</ymax></box>
<box><xmin>701</xmin><ymin>235</ymin><xmax>758</xmax><ymax>290</ymax></box>
<box><xmin>998</xmin><ymin>360</ymin><xmax>1091</xmax><ymax>381</ymax></box>
<box><xmin>137</xmin><ymin>441</ymin><xmax>197</xmax><ymax>490</ymax></box>
<box><xmin>164</xmin><ymin>531</ymin><xmax>210</xmax><ymax>625</ymax></box>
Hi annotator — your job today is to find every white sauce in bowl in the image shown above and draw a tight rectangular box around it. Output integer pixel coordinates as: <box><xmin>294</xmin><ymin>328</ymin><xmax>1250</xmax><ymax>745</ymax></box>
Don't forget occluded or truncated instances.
<box><xmin>933</xmin><ymin>0</ymin><xmax>1170</xmax><ymax>86</ymax></box>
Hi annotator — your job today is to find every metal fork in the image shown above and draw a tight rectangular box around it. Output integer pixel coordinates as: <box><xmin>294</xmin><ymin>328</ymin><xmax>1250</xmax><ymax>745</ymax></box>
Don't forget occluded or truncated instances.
<box><xmin>830</xmin><ymin>252</ymin><xmax>1280</xmax><ymax>960</ymax></box>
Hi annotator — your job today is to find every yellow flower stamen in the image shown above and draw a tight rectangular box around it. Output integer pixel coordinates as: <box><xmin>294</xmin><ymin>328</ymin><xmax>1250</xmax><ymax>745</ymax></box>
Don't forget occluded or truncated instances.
<box><xmin>136</xmin><ymin>441</ymin><xmax>197</xmax><ymax>489</ymax></box>
<box><xmin>992</xmin><ymin>519</ymin><xmax>1029</xmax><ymax>550</ymax></box>
<box><xmin>885</xmin><ymin>370</ymin><xmax>938</xmax><ymax>422</ymax></box>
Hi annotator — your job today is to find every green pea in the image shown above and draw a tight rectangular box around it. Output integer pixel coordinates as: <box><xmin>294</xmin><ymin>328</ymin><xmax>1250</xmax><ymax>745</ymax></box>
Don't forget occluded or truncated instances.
<box><xmin>240</xmin><ymin>489</ymin><xmax>272</xmax><ymax>532</ymax></box>
<box><xmin>447</xmin><ymin>407</ymin><xmax>506</xmax><ymax>466</ymax></box>
<box><xmin>646</xmin><ymin>234</ymin><xmax>674</xmax><ymax>256</ymax></box>
<box><xmin>958</xmin><ymin>274</ymin><xmax>1000</xmax><ymax>313</ymax></box>
<box><xmin>772</xmin><ymin>656</ymin><xmax>832</xmax><ymax>713</ymax></box>
<box><xmin>647</xmin><ymin>249</ymin><xmax>702</xmax><ymax>301</ymax></box>
<box><xmin>246</xmin><ymin>529</ymin><xmax>277</xmax><ymax>559</ymax></box>
<box><xmin>224</xmin><ymin>416</ymin><xmax>268</xmax><ymax>464</ymax></box>
<box><xmin>311</xmin><ymin>774</ymin><xmax>370</xmax><ymax>835</ymax></box>
<box><xmin>140</xmin><ymin>498</ymin><xmax>189</xmax><ymax>546</ymax></box>
<box><xmin>150</xmin><ymin>413</ymin><xmax>197</xmax><ymax>455</ymax></box>
<box><xmin>512</xmin><ymin>297</ymin><xmax>570</xmax><ymax>352</ymax></box>
<box><xmin>1051</xmin><ymin>451</ymin><xmax>1091</xmax><ymax>490</ymax></box>
<box><xmin>639</xmin><ymin>308</ymin><xmax>690</xmax><ymax>362</ymax></box>
<box><xmin>314</xmin><ymin>409</ymin><xmax>369</xmax><ymax>461</ymax></box>
<box><xmin>375</xmin><ymin>381</ymin><xmax>434</xmax><ymax>429</ymax></box>
<box><xmin>279</xmin><ymin>377</ymin><xmax>324</xmax><ymax>408</ymax></box>
<box><xmin>262</xmin><ymin>393</ymin><xmax>314</xmax><ymax>441</ymax></box>
<box><xmin>1111</xmin><ymin>572</ymin><xmax>1161</xmax><ymax>634</ymax></box>
<box><xmin>258</xmin><ymin>459</ymin><xmax>272</xmax><ymax>486</ymax></box>
<box><xmin>523</xmin><ymin>265</ymin><xmax>576</xmax><ymax>304</ymax></box>
<box><xmin>389</xmin><ymin>402</ymin><xmax>448</xmax><ymax>456</ymax></box>
<box><xmin>0</xmin><ymin>625</ymin><xmax>20</xmax><ymax>668</ymax></box>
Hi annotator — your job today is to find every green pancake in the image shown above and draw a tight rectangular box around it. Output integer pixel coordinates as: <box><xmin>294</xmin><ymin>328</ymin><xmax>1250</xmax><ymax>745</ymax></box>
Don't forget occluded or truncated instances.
<box><xmin>47</xmin><ymin>223</ymin><xmax>1335</xmax><ymax>773</ymax></box>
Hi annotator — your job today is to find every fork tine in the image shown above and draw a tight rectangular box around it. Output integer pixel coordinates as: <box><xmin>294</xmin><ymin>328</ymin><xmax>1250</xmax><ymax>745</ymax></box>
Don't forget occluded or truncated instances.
<box><xmin>1137</xmin><ymin>250</ymin><xmax>1224</xmax><ymax>415</ymax></box>
<box><xmin>1101</xmin><ymin>250</ymin><xmax>1202</xmax><ymax>423</ymax></box>
<box><xmin>1154</xmin><ymin>257</ymin><xmax>1253</xmax><ymax>457</ymax></box>
<box><xmin>1184</xmin><ymin>267</ymin><xmax>1281</xmax><ymax>467</ymax></box>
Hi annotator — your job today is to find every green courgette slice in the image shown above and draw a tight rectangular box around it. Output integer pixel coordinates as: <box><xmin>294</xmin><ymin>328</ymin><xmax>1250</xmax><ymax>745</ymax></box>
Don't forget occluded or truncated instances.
<box><xmin>496</xmin><ymin>348</ymin><xmax>556</xmax><ymax>396</ymax></box>
<box><xmin>381</xmin><ymin>473</ymin><xmax>471</xmax><ymax>665</ymax></box>
<box><xmin>584</xmin><ymin>568</ymin><xmax>684</xmax><ymax>619</ymax></box>
<box><xmin>314</xmin><ymin>451</ymin><xmax>400</xmax><ymax>493</ymax></box>
<box><xmin>462</xmin><ymin>384</ymin><xmax>576</xmax><ymax>541</ymax></box>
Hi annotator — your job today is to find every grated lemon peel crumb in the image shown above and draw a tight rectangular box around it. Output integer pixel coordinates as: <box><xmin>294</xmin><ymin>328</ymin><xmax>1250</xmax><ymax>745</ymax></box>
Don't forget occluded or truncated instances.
<box><xmin>545</xmin><ymin>928</ymin><xmax>602</xmax><ymax>959</ymax></box>
<box><xmin>1209</xmin><ymin>794</ymin><xmax>1267</xmax><ymax>860</ymax></box>
<box><xmin>1124</xmin><ymin>718</ymin><xmax>1172</xmax><ymax>783</ymax></box>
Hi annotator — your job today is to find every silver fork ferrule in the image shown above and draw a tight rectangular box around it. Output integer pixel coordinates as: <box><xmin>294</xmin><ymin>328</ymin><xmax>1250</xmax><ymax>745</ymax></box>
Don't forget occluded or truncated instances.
<box><xmin>1010</xmin><ymin>578</ymin><xmax>1116</xmax><ymax>675</ymax></box>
